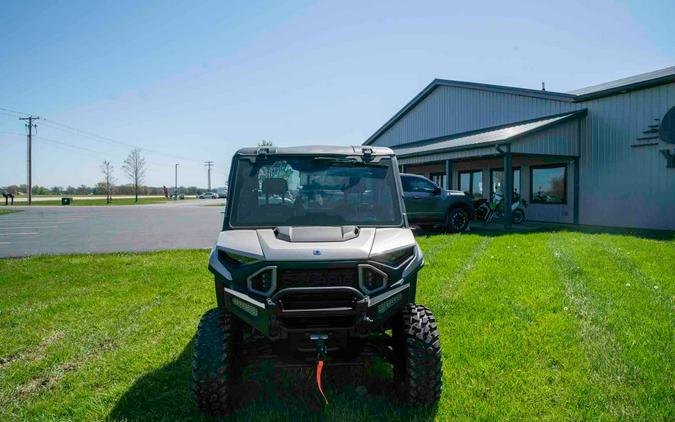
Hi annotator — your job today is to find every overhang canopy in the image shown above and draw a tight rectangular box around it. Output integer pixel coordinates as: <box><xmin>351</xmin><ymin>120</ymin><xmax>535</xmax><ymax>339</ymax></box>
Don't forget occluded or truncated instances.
<box><xmin>394</xmin><ymin>110</ymin><xmax>587</xmax><ymax>164</ymax></box>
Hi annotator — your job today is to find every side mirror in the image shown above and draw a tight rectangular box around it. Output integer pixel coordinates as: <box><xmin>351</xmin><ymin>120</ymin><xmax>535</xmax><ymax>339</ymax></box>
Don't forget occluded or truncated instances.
<box><xmin>432</xmin><ymin>187</ymin><xmax>442</xmax><ymax>195</ymax></box>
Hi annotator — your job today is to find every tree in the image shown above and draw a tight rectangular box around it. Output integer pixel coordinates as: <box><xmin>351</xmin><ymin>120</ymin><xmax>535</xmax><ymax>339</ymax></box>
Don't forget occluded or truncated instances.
<box><xmin>122</xmin><ymin>148</ymin><xmax>146</xmax><ymax>202</ymax></box>
<box><xmin>100</xmin><ymin>160</ymin><xmax>116</xmax><ymax>204</ymax></box>
<box><xmin>258</xmin><ymin>139</ymin><xmax>274</xmax><ymax>148</ymax></box>
<box><xmin>550</xmin><ymin>175</ymin><xmax>566</xmax><ymax>202</ymax></box>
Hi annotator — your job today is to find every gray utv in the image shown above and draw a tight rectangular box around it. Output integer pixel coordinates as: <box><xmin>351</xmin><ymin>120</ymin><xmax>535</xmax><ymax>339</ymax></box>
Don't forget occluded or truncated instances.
<box><xmin>192</xmin><ymin>145</ymin><xmax>442</xmax><ymax>415</ymax></box>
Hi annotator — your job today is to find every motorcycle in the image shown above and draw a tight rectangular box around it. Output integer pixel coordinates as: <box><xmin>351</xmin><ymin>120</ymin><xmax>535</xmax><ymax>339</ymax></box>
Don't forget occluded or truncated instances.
<box><xmin>477</xmin><ymin>192</ymin><xmax>527</xmax><ymax>225</ymax></box>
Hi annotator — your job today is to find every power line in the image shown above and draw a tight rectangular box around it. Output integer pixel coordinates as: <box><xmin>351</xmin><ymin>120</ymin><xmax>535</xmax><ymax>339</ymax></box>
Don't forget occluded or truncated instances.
<box><xmin>1</xmin><ymin>105</ymin><xmax>206</xmax><ymax>165</ymax></box>
<box><xmin>1</xmin><ymin>132</ymin><xmax>175</xmax><ymax>172</ymax></box>
<box><xmin>0</xmin><ymin>107</ymin><xmax>28</xmax><ymax>117</ymax></box>
<box><xmin>40</xmin><ymin>118</ymin><xmax>205</xmax><ymax>164</ymax></box>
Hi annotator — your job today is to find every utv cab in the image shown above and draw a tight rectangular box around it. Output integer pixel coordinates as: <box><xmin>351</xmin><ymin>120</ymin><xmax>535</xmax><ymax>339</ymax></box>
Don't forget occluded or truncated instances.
<box><xmin>193</xmin><ymin>145</ymin><xmax>442</xmax><ymax>415</ymax></box>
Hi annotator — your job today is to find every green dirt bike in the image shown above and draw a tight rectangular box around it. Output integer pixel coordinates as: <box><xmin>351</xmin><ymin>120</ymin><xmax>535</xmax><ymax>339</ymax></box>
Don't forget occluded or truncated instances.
<box><xmin>480</xmin><ymin>193</ymin><xmax>527</xmax><ymax>225</ymax></box>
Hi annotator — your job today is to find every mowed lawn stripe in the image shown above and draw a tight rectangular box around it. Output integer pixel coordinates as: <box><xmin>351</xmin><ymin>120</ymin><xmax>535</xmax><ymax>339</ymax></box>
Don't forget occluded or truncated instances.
<box><xmin>437</xmin><ymin>233</ymin><xmax>594</xmax><ymax>419</ymax></box>
<box><xmin>0</xmin><ymin>233</ymin><xmax>672</xmax><ymax>420</ymax></box>
<box><xmin>551</xmin><ymin>233</ymin><xmax>673</xmax><ymax>420</ymax></box>
<box><xmin>20</xmin><ymin>258</ymin><xmax>213</xmax><ymax>420</ymax></box>
<box><xmin>595</xmin><ymin>234</ymin><xmax>674</xmax><ymax>298</ymax></box>
<box><xmin>0</xmin><ymin>251</ymin><xmax>210</xmax><ymax>417</ymax></box>
<box><xmin>417</xmin><ymin>234</ymin><xmax>492</xmax><ymax>311</ymax></box>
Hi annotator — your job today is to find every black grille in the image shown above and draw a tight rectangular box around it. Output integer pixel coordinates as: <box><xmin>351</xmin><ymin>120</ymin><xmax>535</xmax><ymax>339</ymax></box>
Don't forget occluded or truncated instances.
<box><xmin>278</xmin><ymin>268</ymin><xmax>357</xmax><ymax>289</ymax></box>
<box><xmin>280</xmin><ymin>292</ymin><xmax>356</xmax><ymax>310</ymax></box>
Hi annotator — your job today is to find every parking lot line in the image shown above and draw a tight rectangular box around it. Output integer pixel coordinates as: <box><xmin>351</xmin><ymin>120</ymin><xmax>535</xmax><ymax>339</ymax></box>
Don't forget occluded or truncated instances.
<box><xmin>0</xmin><ymin>221</ymin><xmax>79</xmax><ymax>225</ymax></box>
<box><xmin>0</xmin><ymin>226</ymin><xmax>57</xmax><ymax>229</ymax></box>
<box><xmin>0</xmin><ymin>232</ymin><xmax>38</xmax><ymax>236</ymax></box>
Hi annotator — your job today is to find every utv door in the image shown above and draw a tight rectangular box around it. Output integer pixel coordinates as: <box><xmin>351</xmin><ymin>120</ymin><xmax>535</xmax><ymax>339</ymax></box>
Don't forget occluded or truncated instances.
<box><xmin>401</xmin><ymin>175</ymin><xmax>444</xmax><ymax>224</ymax></box>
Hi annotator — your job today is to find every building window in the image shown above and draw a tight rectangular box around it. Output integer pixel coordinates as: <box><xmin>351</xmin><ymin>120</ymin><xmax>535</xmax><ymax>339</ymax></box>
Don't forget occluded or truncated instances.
<box><xmin>491</xmin><ymin>168</ymin><xmax>521</xmax><ymax>199</ymax></box>
<box><xmin>430</xmin><ymin>172</ymin><xmax>446</xmax><ymax>189</ymax></box>
<box><xmin>531</xmin><ymin>165</ymin><xmax>567</xmax><ymax>204</ymax></box>
<box><xmin>458</xmin><ymin>170</ymin><xmax>482</xmax><ymax>200</ymax></box>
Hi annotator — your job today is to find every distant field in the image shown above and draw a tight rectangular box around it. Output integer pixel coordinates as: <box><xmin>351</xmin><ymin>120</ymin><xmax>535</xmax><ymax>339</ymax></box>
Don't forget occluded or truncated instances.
<box><xmin>0</xmin><ymin>231</ymin><xmax>672</xmax><ymax>420</ymax></box>
<box><xmin>1</xmin><ymin>197</ymin><xmax>171</xmax><ymax>206</ymax></box>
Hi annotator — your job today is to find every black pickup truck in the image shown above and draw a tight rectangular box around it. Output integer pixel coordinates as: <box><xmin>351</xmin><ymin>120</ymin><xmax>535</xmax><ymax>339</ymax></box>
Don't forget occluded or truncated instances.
<box><xmin>401</xmin><ymin>173</ymin><xmax>474</xmax><ymax>232</ymax></box>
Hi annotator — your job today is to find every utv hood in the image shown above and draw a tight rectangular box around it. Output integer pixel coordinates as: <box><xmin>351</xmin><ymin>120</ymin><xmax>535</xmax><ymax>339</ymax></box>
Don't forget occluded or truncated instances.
<box><xmin>214</xmin><ymin>227</ymin><xmax>416</xmax><ymax>261</ymax></box>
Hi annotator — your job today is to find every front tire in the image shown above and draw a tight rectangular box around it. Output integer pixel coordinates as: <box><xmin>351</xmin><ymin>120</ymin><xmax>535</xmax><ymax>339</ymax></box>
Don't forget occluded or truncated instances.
<box><xmin>192</xmin><ymin>308</ymin><xmax>241</xmax><ymax>416</ymax></box>
<box><xmin>512</xmin><ymin>209</ymin><xmax>525</xmax><ymax>224</ymax></box>
<box><xmin>393</xmin><ymin>304</ymin><xmax>443</xmax><ymax>406</ymax></box>
<box><xmin>446</xmin><ymin>207</ymin><xmax>469</xmax><ymax>233</ymax></box>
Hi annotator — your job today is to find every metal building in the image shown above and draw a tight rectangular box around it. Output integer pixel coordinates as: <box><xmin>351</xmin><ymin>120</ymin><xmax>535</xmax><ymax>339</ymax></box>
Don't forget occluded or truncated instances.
<box><xmin>364</xmin><ymin>67</ymin><xmax>675</xmax><ymax>231</ymax></box>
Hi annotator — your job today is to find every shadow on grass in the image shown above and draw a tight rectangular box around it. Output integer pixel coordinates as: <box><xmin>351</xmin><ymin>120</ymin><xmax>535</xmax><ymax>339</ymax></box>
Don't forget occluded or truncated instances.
<box><xmin>414</xmin><ymin>222</ymin><xmax>674</xmax><ymax>241</ymax></box>
<box><xmin>110</xmin><ymin>337</ymin><xmax>437</xmax><ymax>421</ymax></box>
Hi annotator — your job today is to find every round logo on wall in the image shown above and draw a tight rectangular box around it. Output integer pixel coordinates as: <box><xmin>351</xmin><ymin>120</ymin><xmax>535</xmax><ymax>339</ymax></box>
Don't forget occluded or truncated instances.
<box><xmin>660</xmin><ymin>106</ymin><xmax>675</xmax><ymax>144</ymax></box>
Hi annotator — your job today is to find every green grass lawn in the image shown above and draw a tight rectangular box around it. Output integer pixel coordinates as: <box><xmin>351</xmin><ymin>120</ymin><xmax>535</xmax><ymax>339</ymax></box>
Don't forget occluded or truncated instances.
<box><xmin>0</xmin><ymin>231</ymin><xmax>672</xmax><ymax>420</ymax></box>
<box><xmin>1</xmin><ymin>197</ymin><xmax>170</xmax><ymax>206</ymax></box>
<box><xmin>0</xmin><ymin>209</ymin><xmax>22</xmax><ymax>215</ymax></box>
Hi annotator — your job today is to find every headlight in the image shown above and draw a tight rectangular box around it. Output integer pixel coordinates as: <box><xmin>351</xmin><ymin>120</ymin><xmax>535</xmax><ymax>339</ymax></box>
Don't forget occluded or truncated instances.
<box><xmin>358</xmin><ymin>264</ymin><xmax>388</xmax><ymax>294</ymax></box>
<box><xmin>370</xmin><ymin>246</ymin><xmax>415</xmax><ymax>268</ymax></box>
<box><xmin>218</xmin><ymin>249</ymin><xmax>260</xmax><ymax>266</ymax></box>
<box><xmin>247</xmin><ymin>266</ymin><xmax>276</xmax><ymax>296</ymax></box>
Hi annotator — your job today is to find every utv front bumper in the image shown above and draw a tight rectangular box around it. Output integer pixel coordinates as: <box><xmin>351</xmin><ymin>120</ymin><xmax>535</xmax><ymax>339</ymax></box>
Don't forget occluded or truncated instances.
<box><xmin>223</xmin><ymin>281</ymin><xmax>414</xmax><ymax>339</ymax></box>
<box><xmin>208</xmin><ymin>247</ymin><xmax>422</xmax><ymax>339</ymax></box>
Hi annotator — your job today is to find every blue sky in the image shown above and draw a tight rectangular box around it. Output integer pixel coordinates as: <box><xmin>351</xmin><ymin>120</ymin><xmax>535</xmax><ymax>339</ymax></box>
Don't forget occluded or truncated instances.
<box><xmin>1</xmin><ymin>0</ymin><xmax>673</xmax><ymax>188</ymax></box>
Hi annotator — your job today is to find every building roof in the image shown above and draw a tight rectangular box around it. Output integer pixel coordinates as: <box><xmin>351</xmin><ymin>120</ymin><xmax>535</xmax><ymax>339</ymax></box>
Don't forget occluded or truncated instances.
<box><xmin>392</xmin><ymin>110</ymin><xmax>587</xmax><ymax>158</ymax></box>
<box><xmin>365</xmin><ymin>66</ymin><xmax>675</xmax><ymax>146</ymax></box>
<box><xmin>234</xmin><ymin>145</ymin><xmax>395</xmax><ymax>156</ymax></box>
<box><xmin>568</xmin><ymin>66</ymin><xmax>675</xmax><ymax>100</ymax></box>
<box><xmin>364</xmin><ymin>79</ymin><xmax>575</xmax><ymax>145</ymax></box>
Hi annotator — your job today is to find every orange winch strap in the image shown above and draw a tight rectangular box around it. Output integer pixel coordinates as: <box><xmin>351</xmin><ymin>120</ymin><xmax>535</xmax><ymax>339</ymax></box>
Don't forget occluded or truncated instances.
<box><xmin>316</xmin><ymin>360</ymin><xmax>329</xmax><ymax>405</ymax></box>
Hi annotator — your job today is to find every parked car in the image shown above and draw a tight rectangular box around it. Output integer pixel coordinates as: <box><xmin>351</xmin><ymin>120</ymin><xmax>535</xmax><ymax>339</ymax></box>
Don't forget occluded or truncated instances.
<box><xmin>400</xmin><ymin>173</ymin><xmax>473</xmax><ymax>232</ymax></box>
<box><xmin>198</xmin><ymin>192</ymin><xmax>219</xmax><ymax>199</ymax></box>
<box><xmin>215</xmin><ymin>187</ymin><xmax>227</xmax><ymax>198</ymax></box>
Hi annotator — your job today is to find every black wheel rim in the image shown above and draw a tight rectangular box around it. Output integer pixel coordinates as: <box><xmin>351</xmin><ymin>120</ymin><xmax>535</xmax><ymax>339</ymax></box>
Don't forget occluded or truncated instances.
<box><xmin>451</xmin><ymin>211</ymin><xmax>467</xmax><ymax>230</ymax></box>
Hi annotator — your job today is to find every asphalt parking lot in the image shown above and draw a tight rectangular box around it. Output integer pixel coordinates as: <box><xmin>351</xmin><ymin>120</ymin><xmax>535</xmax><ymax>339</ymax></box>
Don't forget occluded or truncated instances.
<box><xmin>0</xmin><ymin>200</ymin><xmax>224</xmax><ymax>258</ymax></box>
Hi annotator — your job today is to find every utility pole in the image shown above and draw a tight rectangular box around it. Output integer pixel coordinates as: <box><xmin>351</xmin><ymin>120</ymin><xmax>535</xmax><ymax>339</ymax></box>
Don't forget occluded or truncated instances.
<box><xmin>19</xmin><ymin>116</ymin><xmax>39</xmax><ymax>205</ymax></box>
<box><xmin>174</xmin><ymin>163</ymin><xmax>179</xmax><ymax>200</ymax></box>
<box><xmin>204</xmin><ymin>161</ymin><xmax>214</xmax><ymax>191</ymax></box>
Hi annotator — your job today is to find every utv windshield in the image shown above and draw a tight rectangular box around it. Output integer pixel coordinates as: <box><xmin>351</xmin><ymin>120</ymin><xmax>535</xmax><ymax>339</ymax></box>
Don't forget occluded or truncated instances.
<box><xmin>229</xmin><ymin>156</ymin><xmax>403</xmax><ymax>227</ymax></box>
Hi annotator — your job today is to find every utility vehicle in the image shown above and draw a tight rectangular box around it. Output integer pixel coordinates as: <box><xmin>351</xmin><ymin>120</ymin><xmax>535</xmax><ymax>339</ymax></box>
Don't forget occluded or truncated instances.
<box><xmin>192</xmin><ymin>145</ymin><xmax>442</xmax><ymax>415</ymax></box>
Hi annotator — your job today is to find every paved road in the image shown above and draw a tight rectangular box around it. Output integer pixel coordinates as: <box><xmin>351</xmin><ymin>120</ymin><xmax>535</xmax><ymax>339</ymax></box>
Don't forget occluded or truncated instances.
<box><xmin>0</xmin><ymin>200</ymin><xmax>224</xmax><ymax>258</ymax></box>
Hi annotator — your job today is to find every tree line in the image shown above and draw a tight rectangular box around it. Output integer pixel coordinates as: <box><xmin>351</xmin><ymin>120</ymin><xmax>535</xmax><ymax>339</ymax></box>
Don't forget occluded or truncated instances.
<box><xmin>0</xmin><ymin>183</ymin><xmax>207</xmax><ymax>197</ymax></box>
<box><xmin>1</xmin><ymin>148</ymin><xmax>206</xmax><ymax>202</ymax></box>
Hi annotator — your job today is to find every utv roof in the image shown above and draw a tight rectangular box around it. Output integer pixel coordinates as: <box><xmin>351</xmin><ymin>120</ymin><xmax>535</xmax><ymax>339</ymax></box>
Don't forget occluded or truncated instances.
<box><xmin>235</xmin><ymin>145</ymin><xmax>395</xmax><ymax>156</ymax></box>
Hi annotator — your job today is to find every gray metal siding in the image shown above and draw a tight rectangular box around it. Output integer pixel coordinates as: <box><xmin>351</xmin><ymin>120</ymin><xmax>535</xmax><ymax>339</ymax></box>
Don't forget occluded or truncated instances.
<box><xmin>398</xmin><ymin>146</ymin><xmax>498</xmax><ymax>164</ymax></box>
<box><xmin>578</xmin><ymin>82</ymin><xmax>675</xmax><ymax>230</ymax></box>
<box><xmin>374</xmin><ymin>86</ymin><xmax>581</xmax><ymax>147</ymax></box>
<box><xmin>511</xmin><ymin>118</ymin><xmax>580</xmax><ymax>157</ymax></box>
<box><xmin>376</xmin><ymin>79</ymin><xmax>675</xmax><ymax>230</ymax></box>
<box><xmin>397</xmin><ymin>117</ymin><xmax>580</xmax><ymax>163</ymax></box>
